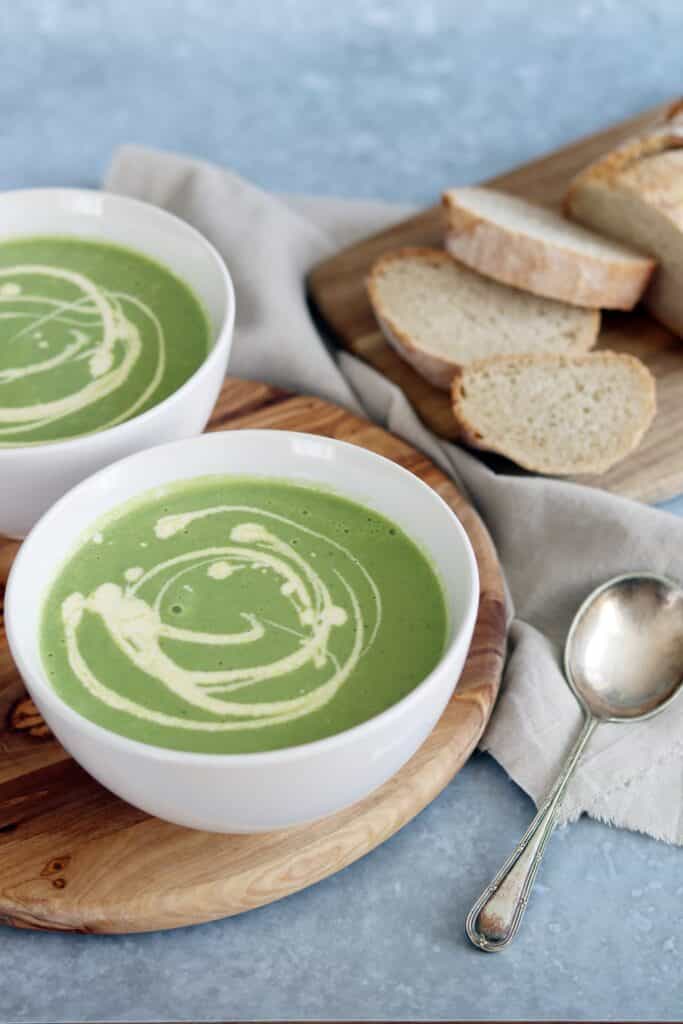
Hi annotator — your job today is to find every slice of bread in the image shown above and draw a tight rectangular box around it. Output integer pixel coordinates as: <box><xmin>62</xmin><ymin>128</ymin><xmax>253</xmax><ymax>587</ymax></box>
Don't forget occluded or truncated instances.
<box><xmin>366</xmin><ymin>248</ymin><xmax>600</xmax><ymax>390</ymax></box>
<box><xmin>566</xmin><ymin>104</ymin><xmax>683</xmax><ymax>336</ymax></box>
<box><xmin>443</xmin><ymin>187</ymin><xmax>654</xmax><ymax>310</ymax></box>
<box><xmin>451</xmin><ymin>352</ymin><xmax>656</xmax><ymax>476</ymax></box>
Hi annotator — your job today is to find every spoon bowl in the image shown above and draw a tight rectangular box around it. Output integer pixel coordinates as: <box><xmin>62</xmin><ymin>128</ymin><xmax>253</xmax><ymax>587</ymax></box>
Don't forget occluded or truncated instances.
<box><xmin>566</xmin><ymin>573</ymin><xmax>683</xmax><ymax>722</ymax></box>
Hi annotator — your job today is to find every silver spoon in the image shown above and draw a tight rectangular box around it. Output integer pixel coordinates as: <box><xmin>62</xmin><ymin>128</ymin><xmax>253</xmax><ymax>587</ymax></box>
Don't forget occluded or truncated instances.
<box><xmin>466</xmin><ymin>571</ymin><xmax>683</xmax><ymax>953</ymax></box>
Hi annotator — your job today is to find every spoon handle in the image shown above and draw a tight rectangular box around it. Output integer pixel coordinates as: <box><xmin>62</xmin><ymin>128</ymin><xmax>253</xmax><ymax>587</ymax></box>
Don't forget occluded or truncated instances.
<box><xmin>466</xmin><ymin>715</ymin><xmax>597</xmax><ymax>952</ymax></box>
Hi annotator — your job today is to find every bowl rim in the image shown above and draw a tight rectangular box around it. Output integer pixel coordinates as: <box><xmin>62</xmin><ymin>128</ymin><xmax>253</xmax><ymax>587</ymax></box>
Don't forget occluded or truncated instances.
<box><xmin>5</xmin><ymin>429</ymin><xmax>480</xmax><ymax>765</ymax></box>
<box><xmin>0</xmin><ymin>187</ymin><xmax>236</xmax><ymax>457</ymax></box>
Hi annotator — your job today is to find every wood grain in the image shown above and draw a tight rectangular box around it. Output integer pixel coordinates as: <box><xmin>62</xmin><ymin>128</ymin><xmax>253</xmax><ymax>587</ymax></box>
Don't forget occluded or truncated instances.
<box><xmin>307</xmin><ymin>101</ymin><xmax>683</xmax><ymax>503</ymax></box>
<box><xmin>0</xmin><ymin>378</ymin><xmax>506</xmax><ymax>933</ymax></box>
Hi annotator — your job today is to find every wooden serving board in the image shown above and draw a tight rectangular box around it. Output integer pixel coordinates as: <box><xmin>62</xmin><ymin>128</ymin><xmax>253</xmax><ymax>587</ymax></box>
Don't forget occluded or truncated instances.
<box><xmin>0</xmin><ymin>378</ymin><xmax>506</xmax><ymax>933</ymax></box>
<box><xmin>308</xmin><ymin>100</ymin><xmax>683</xmax><ymax>504</ymax></box>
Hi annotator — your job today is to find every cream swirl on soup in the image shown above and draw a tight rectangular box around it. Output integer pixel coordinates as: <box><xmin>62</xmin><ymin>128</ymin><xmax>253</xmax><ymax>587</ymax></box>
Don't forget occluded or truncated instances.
<box><xmin>41</xmin><ymin>478</ymin><xmax>448</xmax><ymax>754</ymax></box>
<box><xmin>0</xmin><ymin>238</ymin><xmax>209</xmax><ymax>445</ymax></box>
<box><xmin>0</xmin><ymin>264</ymin><xmax>165</xmax><ymax>438</ymax></box>
<box><xmin>61</xmin><ymin>506</ymin><xmax>382</xmax><ymax>732</ymax></box>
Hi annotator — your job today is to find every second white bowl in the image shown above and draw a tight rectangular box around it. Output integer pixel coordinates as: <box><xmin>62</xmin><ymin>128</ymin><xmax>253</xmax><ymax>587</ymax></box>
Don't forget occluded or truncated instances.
<box><xmin>0</xmin><ymin>188</ymin><xmax>235</xmax><ymax>538</ymax></box>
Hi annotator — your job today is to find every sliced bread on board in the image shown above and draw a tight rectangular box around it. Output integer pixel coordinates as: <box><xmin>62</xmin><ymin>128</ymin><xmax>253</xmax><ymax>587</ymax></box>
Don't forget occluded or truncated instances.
<box><xmin>451</xmin><ymin>352</ymin><xmax>656</xmax><ymax>476</ymax></box>
<box><xmin>366</xmin><ymin>248</ymin><xmax>600</xmax><ymax>390</ymax></box>
<box><xmin>443</xmin><ymin>187</ymin><xmax>655</xmax><ymax>310</ymax></box>
<box><xmin>566</xmin><ymin>103</ymin><xmax>683</xmax><ymax>335</ymax></box>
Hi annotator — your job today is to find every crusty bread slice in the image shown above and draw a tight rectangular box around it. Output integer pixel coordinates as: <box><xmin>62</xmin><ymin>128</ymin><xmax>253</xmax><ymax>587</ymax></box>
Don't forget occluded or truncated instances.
<box><xmin>566</xmin><ymin>106</ymin><xmax>683</xmax><ymax>336</ymax></box>
<box><xmin>366</xmin><ymin>248</ymin><xmax>600</xmax><ymax>390</ymax></box>
<box><xmin>451</xmin><ymin>352</ymin><xmax>656</xmax><ymax>476</ymax></box>
<box><xmin>443</xmin><ymin>187</ymin><xmax>655</xmax><ymax>310</ymax></box>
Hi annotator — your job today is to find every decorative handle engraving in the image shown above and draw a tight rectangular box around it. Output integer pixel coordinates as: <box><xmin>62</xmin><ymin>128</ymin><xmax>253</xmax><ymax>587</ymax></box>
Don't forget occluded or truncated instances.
<box><xmin>466</xmin><ymin>715</ymin><xmax>597</xmax><ymax>952</ymax></box>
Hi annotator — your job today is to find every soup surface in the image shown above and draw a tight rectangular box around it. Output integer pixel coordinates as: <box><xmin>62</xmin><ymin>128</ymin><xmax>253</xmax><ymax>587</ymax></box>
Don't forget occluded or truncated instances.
<box><xmin>40</xmin><ymin>476</ymin><xmax>449</xmax><ymax>753</ymax></box>
<box><xmin>0</xmin><ymin>236</ymin><xmax>210</xmax><ymax>445</ymax></box>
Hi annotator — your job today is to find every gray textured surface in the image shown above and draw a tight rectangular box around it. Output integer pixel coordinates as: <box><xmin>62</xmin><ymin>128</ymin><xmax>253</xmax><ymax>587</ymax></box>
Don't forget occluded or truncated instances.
<box><xmin>5</xmin><ymin>759</ymin><xmax>683</xmax><ymax>1022</ymax></box>
<box><xmin>2</xmin><ymin>0</ymin><xmax>683</xmax><ymax>201</ymax></box>
<box><xmin>3</xmin><ymin>1</ymin><xmax>683</xmax><ymax>1020</ymax></box>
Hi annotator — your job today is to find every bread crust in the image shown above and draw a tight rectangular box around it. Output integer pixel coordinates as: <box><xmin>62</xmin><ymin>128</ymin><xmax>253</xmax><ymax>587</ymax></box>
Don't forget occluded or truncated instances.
<box><xmin>565</xmin><ymin>101</ymin><xmax>683</xmax><ymax>336</ymax></box>
<box><xmin>443</xmin><ymin>190</ymin><xmax>655</xmax><ymax>311</ymax></box>
<box><xmin>565</xmin><ymin>100</ymin><xmax>683</xmax><ymax>204</ymax></box>
<box><xmin>366</xmin><ymin>247</ymin><xmax>600</xmax><ymax>391</ymax></box>
<box><xmin>367</xmin><ymin>248</ymin><xmax>469</xmax><ymax>389</ymax></box>
<box><xmin>450</xmin><ymin>352</ymin><xmax>657</xmax><ymax>475</ymax></box>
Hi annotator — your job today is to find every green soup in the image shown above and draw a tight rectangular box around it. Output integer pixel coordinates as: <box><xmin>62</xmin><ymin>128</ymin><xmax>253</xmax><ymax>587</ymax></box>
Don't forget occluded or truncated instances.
<box><xmin>0</xmin><ymin>236</ymin><xmax>211</xmax><ymax>446</ymax></box>
<box><xmin>40</xmin><ymin>477</ymin><xmax>449</xmax><ymax>753</ymax></box>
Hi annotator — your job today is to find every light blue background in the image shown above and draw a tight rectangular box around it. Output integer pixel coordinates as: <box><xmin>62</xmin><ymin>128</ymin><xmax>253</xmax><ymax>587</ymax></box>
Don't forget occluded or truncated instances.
<box><xmin>3</xmin><ymin>1</ymin><xmax>683</xmax><ymax>1020</ymax></box>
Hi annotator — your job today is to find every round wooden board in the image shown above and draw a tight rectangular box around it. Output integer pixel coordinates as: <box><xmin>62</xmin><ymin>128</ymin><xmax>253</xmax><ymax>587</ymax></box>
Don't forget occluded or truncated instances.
<box><xmin>0</xmin><ymin>378</ymin><xmax>506</xmax><ymax>933</ymax></box>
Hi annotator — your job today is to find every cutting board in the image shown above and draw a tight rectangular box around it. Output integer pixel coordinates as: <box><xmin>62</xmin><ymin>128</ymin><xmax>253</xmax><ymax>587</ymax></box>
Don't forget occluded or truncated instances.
<box><xmin>0</xmin><ymin>378</ymin><xmax>506</xmax><ymax>933</ymax></box>
<box><xmin>308</xmin><ymin>100</ymin><xmax>683</xmax><ymax>504</ymax></box>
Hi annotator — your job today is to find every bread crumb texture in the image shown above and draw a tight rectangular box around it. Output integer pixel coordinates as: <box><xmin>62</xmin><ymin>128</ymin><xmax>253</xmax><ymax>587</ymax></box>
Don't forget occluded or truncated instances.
<box><xmin>368</xmin><ymin>249</ymin><xmax>598</xmax><ymax>364</ymax></box>
<box><xmin>452</xmin><ymin>353</ymin><xmax>655</xmax><ymax>476</ymax></box>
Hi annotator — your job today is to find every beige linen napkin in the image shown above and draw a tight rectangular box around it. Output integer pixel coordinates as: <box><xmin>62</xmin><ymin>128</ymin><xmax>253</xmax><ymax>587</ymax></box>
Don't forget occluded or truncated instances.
<box><xmin>106</xmin><ymin>146</ymin><xmax>683</xmax><ymax>843</ymax></box>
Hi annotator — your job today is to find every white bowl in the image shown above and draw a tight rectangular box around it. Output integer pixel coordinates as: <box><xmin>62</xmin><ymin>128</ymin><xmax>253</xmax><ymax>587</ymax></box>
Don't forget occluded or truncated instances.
<box><xmin>6</xmin><ymin>430</ymin><xmax>479</xmax><ymax>833</ymax></box>
<box><xmin>0</xmin><ymin>188</ymin><xmax>235</xmax><ymax>538</ymax></box>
